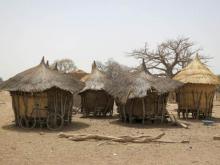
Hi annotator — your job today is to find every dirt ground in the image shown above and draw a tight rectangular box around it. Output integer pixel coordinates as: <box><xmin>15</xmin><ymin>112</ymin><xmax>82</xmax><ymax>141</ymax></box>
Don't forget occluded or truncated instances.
<box><xmin>0</xmin><ymin>91</ymin><xmax>220</xmax><ymax>165</ymax></box>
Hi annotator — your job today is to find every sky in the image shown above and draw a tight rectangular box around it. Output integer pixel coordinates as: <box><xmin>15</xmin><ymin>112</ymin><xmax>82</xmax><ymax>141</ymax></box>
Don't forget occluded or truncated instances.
<box><xmin>0</xmin><ymin>0</ymin><xmax>220</xmax><ymax>79</ymax></box>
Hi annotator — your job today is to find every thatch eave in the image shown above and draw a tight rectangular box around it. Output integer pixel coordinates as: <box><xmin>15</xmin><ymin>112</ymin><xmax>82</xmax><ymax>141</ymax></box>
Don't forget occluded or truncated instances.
<box><xmin>0</xmin><ymin>58</ymin><xmax>84</xmax><ymax>94</ymax></box>
<box><xmin>173</xmin><ymin>54</ymin><xmax>220</xmax><ymax>85</ymax></box>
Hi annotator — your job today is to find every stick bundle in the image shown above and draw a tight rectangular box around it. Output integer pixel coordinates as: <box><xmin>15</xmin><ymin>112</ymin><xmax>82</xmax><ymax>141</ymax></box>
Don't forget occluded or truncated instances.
<box><xmin>58</xmin><ymin>132</ymin><xmax>188</xmax><ymax>144</ymax></box>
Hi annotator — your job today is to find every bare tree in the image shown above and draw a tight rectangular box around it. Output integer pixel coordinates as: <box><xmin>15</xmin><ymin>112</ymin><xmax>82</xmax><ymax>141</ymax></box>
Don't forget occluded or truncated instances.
<box><xmin>51</xmin><ymin>59</ymin><xmax>77</xmax><ymax>73</ymax></box>
<box><xmin>96</xmin><ymin>59</ymin><xmax>131</xmax><ymax>80</ymax></box>
<box><xmin>130</xmin><ymin>37</ymin><xmax>210</xmax><ymax>77</ymax></box>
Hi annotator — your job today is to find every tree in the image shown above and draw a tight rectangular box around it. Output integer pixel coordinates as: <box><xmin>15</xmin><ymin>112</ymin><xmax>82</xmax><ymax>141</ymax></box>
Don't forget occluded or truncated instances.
<box><xmin>51</xmin><ymin>59</ymin><xmax>77</xmax><ymax>73</ymax></box>
<box><xmin>0</xmin><ymin>77</ymin><xmax>3</xmax><ymax>84</ymax></box>
<box><xmin>130</xmin><ymin>37</ymin><xmax>210</xmax><ymax>78</ymax></box>
<box><xmin>96</xmin><ymin>59</ymin><xmax>131</xmax><ymax>80</ymax></box>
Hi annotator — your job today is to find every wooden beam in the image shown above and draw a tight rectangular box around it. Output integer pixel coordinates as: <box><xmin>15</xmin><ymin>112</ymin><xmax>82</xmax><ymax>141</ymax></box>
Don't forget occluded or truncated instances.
<box><xmin>142</xmin><ymin>98</ymin><xmax>145</xmax><ymax>124</ymax></box>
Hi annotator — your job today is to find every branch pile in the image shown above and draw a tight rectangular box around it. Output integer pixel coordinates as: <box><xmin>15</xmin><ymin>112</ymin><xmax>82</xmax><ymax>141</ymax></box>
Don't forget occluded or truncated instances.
<box><xmin>58</xmin><ymin>132</ymin><xmax>189</xmax><ymax>144</ymax></box>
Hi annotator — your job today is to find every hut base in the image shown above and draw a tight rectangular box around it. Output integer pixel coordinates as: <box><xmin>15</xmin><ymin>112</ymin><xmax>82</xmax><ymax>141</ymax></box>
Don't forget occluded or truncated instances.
<box><xmin>177</xmin><ymin>109</ymin><xmax>212</xmax><ymax>120</ymax></box>
<box><xmin>10</xmin><ymin>87</ymin><xmax>74</xmax><ymax>130</ymax></box>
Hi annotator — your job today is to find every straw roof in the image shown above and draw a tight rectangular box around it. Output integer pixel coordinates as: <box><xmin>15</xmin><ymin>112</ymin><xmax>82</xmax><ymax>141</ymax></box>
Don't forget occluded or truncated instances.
<box><xmin>0</xmin><ymin>57</ymin><xmax>84</xmax><ymax>93</ymax></box>
<box><xmin>79</xmin><ymin>61</ymin><xmax>110</xmax><ymax>93</ymax></box>
<box><xmin>173</xmin><ymin>54</ymin><xmax>220</xmax><ymax>85</ymax></box>
<box><xmin>106</xmin><ymin>61</ymin><xmax>183</xmax><ymax>103</ymax></box>
<box><xmin>69</xmin><ymin>69</ymin><xmax>89</xmax><ymax>80</ymax></box>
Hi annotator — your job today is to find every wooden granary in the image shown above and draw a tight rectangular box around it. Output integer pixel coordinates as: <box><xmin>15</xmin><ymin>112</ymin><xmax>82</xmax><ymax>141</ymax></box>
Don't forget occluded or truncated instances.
<box><xmin>173</xmin><ymin>54</ymin><xmax>220</xmax><ymax>119</ymax></box>
<box><xmin>0</xmin><ymin>57</ymin><xmax>84</xmax><ymax>130</ymax></box>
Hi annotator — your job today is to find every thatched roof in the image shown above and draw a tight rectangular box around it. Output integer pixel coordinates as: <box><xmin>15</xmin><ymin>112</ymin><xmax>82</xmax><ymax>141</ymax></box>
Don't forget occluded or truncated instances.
<box><xmin>69</xmin><ymin>69</ymin><xmax>89</xmax><ymax>81</ymax></box>
<box><xmin>79</xmin><ymin>61</ymin><xmax>110</xmax><ymax>93</ymax></box>
<box><xmin>0</xmin><ymin>57</ymin><xmax>84</xmax><ymax>93</ymax></box>
<box><xmin>173</xmin><ymin>54</ymin><xmax>220</xmax><ymax>85</ymax></box>
<box><xmin>106</xmin><ymin>60</ymin><xmax>183</xmax><ymax>103</ymax></box>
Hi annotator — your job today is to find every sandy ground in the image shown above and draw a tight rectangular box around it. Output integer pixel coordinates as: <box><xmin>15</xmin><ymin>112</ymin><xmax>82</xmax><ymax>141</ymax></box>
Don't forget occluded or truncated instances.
<box><xmin>0</xmin><ymin>91</ymin><xmax>220</xmax><ymax>165</ymax></box>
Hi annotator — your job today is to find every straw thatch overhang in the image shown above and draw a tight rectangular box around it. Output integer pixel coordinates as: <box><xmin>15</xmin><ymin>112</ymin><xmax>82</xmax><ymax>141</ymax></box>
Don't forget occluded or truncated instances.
<box><xmin>173</xmin><ymin>54</ymin><xmax>220</xmax><ymax>119</ymax></box>
<box><xmin>79</xmin><ymin>61</ymin><xmax>114</xmax><ymax>117</ymax></box>
<box><xmin>174</xmin><ymin>54</ymin><xmax>220</xmax><ymax>85</ymax></box>
<box><xmin>0</xmin><ymin>57</ymin><xmax>84</xmax><ymax>93</ymax></box>
<box><xmin>106</xmin><ymin>60</ymin><xmax>183</xmax><ymax>104</ymax></box>
<box><xmin>0</xmin><ymin>57</ymin><xmax>84</xmax><ymax>130</ymax></box>
<box><xmin>106</xmin><ymin>60</ymin><xmax>182</xmax><ymax>123</ymax></box>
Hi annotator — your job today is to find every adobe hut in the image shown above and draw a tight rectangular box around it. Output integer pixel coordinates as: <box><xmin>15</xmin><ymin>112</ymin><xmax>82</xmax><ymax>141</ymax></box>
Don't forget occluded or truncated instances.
<box><xmin>79</xmin><ymin>61</ymin><xmax>114</xmax><ymax>117</ymax></box>
<box><xmin>0</xmin><ymin>57</ymin><xmax>84</xmax><ymax>130</ymax></box>
<box><xmin>173</xmin><ymin>54</ymin><xmax>220</xmax><ymax>119</ymax></box>
<box><xmin>106</xmin><ymin>60</ymin><xmax>182</xmax><ymax>124</ymax></box>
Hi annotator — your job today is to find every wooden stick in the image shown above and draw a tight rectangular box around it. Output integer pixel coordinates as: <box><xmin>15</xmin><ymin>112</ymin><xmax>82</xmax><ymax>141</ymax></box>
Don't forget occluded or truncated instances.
<box><xmin>58</xmin><ymin>132</ymin><xmax>165</xmax><ymax>143</ymax></box>
<box><xmin>58</xmin><ymin>132</ymin><xmax>189</xmax><ymax>144</ymax></box>
<box><xmin>142</xmin><ymin>98</ymin><xmax>145</xmax><ymax>124</ymax></box>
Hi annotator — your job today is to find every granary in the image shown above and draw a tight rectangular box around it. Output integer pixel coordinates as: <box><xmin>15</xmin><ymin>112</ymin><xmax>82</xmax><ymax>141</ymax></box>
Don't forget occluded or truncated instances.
<box><xmin>0</xmin><ymin>57</ymin><xmax>84</xmax><ymax>130</ymax></box>
<box><xmin>106</xmin><ymin>60</ymin><xmax>182</xmax><ymax>124</ymax></box>
<box><xmin>173</xmin><ymin>54</ymin><xmax>220</xmax><ymax>119</ymax></box>
<box><xmin>79</xmin><ymin>61</ymin><xmax>114</xmax><ymax>117</ymax></box>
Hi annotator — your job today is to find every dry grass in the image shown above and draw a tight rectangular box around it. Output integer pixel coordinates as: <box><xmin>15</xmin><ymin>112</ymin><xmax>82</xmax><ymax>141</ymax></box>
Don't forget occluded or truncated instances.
<box><xmin>0</xmin><ymin>58</ymin><xmax>84</xmax><ymax>93</ymax></box>
<box><xmin>174</xmin><ymin>55</ymin><xmax>220</xmax><ymax>85</ymax></box>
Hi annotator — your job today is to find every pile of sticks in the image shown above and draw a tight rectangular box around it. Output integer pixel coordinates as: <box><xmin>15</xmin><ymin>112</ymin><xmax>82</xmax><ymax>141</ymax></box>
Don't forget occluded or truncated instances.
<box><xmin>58</xmin><ymin>132</ymin><xmax>189</xmax><ymax>144</ymax></box>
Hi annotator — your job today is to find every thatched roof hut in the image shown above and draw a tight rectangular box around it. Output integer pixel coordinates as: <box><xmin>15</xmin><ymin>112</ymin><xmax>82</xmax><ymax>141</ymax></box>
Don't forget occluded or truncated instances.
<box><xmin>0</xmin><ymin>57</ymin><xmax>84</xmax><ymax>130</ymax></box>
<box><xmin>173</xmin><ymin>54</ymin><xmax>220</xmax><ymax>119</ymax></box>
<box><xmin>79</xmin><ymin>61</ymin><xmax>114</xmax><ymax>117</ymax></box>
<box><xmin>106</xmin><ymin>60</ymin><xmax>182</xmax><ymax>123</ymax></box>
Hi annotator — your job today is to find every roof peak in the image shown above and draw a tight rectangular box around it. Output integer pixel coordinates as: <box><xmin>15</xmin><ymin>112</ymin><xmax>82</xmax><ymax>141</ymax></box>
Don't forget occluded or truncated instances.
<box><xmin>40</xmin><ymin>56</ymin><xmax>45</xmax><ymax>65</ymax></box>
<box><xmin>91</xmin><ymin>60</ymin><xmax>97</xmax><ymax>72</ymax></box>
<box><xmin>54</xmin><ymin>62</ymin><xmax>58</xmax><ymax>71</ymax></box>
<box><xmin>195</xmin><ymin>53</ymin><xmax>200</xmax><ymax>61</ymax></box>
<box><xmin>46</xmin><ymin>60</ymin><xmax>49</xmax><ymax>67</ymax></box>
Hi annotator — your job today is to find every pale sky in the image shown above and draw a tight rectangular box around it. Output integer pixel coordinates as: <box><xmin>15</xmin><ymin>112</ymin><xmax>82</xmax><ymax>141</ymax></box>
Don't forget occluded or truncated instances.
<box><xmin>0</xmin><ymin>0</ymin><xmax>220</xmax><ymax>79</ymax></box>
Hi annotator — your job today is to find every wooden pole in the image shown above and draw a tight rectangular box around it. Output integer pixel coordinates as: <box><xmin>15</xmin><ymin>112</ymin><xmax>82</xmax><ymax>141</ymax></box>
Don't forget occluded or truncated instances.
<box><xmin>142</xmin><ymin>98</ymin><xmax>145</xmax><ymax>124</ymax></box>
<box><xmin>129</xmin><ymin>100</ymin><xmax>134</xmax><ymax>124</ymax></box>
<box><xmin>161</xmin><ymin>95</ymin><xmax>164</xmax><ymax>123</ymax></box>
<box><xmin>123</xmin><ymin>104</ymin><xmax>126</xmax><ymax>122</ymax></box>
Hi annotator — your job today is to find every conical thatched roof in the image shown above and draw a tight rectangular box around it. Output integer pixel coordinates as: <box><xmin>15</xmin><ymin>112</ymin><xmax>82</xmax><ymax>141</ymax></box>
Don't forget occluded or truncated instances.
<box><xmin>173</xmin><ymin>54</ymin><xmax>220</xmax><ymax>85</ymax></box>
<box><xmin>106</xmin><ymin>61</ymin><xmax>183</xmax><ymax>103</ymax></box>
<box><xmin>79</xmin><ymin>61</ymin><xmax>110</xmax><ymax>93</ymax></box>
<box><xmin>0</xmin><ymin>57</ymin><xmax>84</xmax><ymax>93</ymax></box>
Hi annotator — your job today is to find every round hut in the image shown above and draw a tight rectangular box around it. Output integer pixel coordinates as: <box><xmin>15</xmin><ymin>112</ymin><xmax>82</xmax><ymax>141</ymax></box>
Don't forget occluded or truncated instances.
<box><xmin>79</xmin><ymin>61</ymin><xmax>114</xmax><ymax>117</ymax></box>
<box><xmin>173</xmin><ymin>54</ymin><xmax>220</xmax><ymax>119</ymax></box>
<box><xmin>0</xmin><ymin>57</ymin><xmax>84</xmax><ymax>130</ymax></box>
<box><xmin>106</xmin><ymin>60</ymin><xmax>182</xmax><ymax>124</ymax></box>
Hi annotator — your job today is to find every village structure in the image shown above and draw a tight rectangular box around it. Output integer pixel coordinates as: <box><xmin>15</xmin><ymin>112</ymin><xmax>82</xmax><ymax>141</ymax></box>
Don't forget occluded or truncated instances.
<box><xmin>0</xmin><ymin>54</ymin><xmax>219</xmax><ymax>130</ymax></box>
<box><xmin>174</xmin><ymin>54</ymin><xmax>220</xmax><ymax>119</ymax></box>
<box><xmin>0</xmin><ymin>53</ymin><xmax>220</xmax><ymax>165</ymax></box>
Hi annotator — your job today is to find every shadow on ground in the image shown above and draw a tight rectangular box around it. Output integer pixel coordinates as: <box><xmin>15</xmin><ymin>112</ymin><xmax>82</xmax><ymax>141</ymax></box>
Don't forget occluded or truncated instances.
<box><xmin>80</xmin><ymin>114</ymin><xmax>119</xmax><ymax>120</ymax></box>
<box><xmin>109</xmin><ymin>119</ymin><xmax>182</xmax><ymax>129</ymax></box>
<box><xmin>1</xmin><ymin>120</ymin><xmax>90</xmax><ymax>133</ymax></box>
